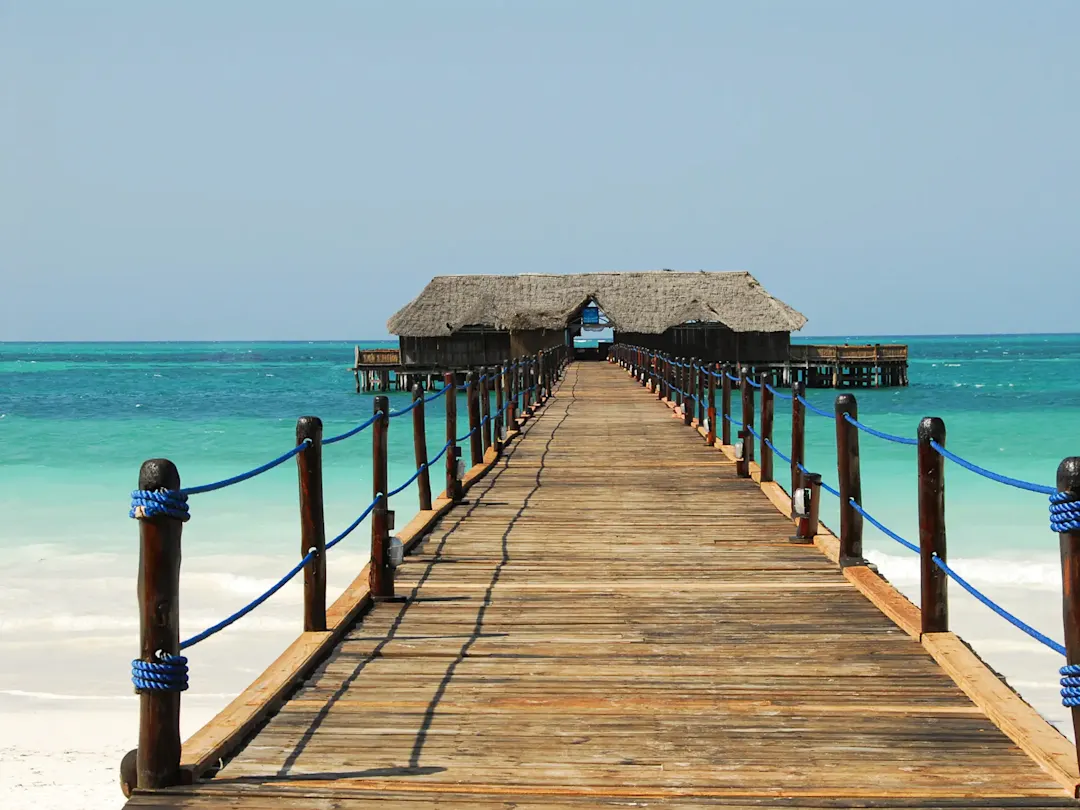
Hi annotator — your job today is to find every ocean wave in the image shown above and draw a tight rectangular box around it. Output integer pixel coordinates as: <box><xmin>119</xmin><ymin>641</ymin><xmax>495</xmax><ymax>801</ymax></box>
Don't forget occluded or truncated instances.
<box><xmin>868</xmin><ymin>551</ymin><xmax>1061</xmax><ymax>590</ymax></box>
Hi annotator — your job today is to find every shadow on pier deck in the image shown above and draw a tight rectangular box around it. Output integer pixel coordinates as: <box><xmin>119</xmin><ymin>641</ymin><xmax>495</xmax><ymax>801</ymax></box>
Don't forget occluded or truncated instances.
<box><xmin>127</xmin><ymin>362</ymin><xmax>1076</xmax><ymax>808</ymax></box>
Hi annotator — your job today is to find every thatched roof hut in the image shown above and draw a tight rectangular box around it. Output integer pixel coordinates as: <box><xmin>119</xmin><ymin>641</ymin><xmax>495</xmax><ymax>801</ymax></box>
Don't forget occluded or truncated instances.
<box><xmin>387</xmin><ymin>271</ymin><xmax>806</xmax><ymax>337</ymax></box>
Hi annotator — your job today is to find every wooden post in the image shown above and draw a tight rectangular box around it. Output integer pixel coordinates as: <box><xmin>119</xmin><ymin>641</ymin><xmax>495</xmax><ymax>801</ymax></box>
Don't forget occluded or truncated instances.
<box><xmin>760</xmin><ymin>372</ymin><xmax>774</xmax><ymax>483</ymax></box>
<box><xmin>792</xmin><ymin>472</ymin><xmax>821</xmax><ymax>543</ymax></box>
<box><xmin>480</xmin><ymin>367</ymin><xmax>492</xmax><ymax>454</ymax></box>
<box><xmin>1056</xmin><ymin>457</ymin><xmax>1080</xmax><ymax>771</ymax></box>
<box><xmin>659</xmin><ymin>355</ymin><xmax>667</xmax><ymax>400</ymax></box>
<box><xmin>835</xmin><ymin>393</ymin><xmax>863</xmax><ymax>565</ymax></box>
<box><xmin>295</xmin><ymin>417</ymin><xmax>326</xmax><ymax>632</ymax></box>
<box><xmin>918</xmin><ymin>417</ymin><xmax>948</xmax><ymax>633</ymax></box>
<box><xmin>697</xmin><ymin>362</ymin><xmax>706</xmax><ymax>426</ymax></box>
<box><xmin>467</xmin><ymin>371</ymin><xmax>482</xmax><ymax>466</ymax></box>
<box><xmin>721</xmin><ymin>364</ymin><xmax>732</xmax><ymax>445</ymax></box>
<box><xmin>683</xmin><ymin>358</ymin><xmax>693</xmax><ymax>426</ymax></box>
<box><xmin>493</xmin><ymin>365</ymin><xmax>504</xmax><ymax>453</ymax></box>
<box><xmin>135</xmin><ymin>459</ymin><xmax>183</xmax><ymax>790</ymax></box>
<box><xmin>537</xmin><ymin>351</ymin><xmax>546</xmax><ymax>403</ymax></box>
<box><xmin>791</xmin><ymin>381</ymin><xmax>805</xmax><ymax>498</ymax></box>
<box><xmin>740</xmin><ymin>366</ymin><xmax>754</xmax><ymax>467</ymax></box>
<box><xmin>411</xmin><ymin>384</ymin><xmax>432</xmax><ymax>511</ymax></box>
<box><xmin>370</xmin><ymin>396</ymin><xmax>392</xmax><ymax>598</ymax></box>
<box><xmin>445</xmin><ymin>372</ymin><xmax>462</xmax><ymax>501</ymax></box>
<box><xmin>522</xmin><ymin>358</ymin><xmax>531</xmax><ymax>414</ymax></box>
<box><xmin>706</xmin><ymin>363</ymin><xmax>717</xmax><ymax>445</ymax></box>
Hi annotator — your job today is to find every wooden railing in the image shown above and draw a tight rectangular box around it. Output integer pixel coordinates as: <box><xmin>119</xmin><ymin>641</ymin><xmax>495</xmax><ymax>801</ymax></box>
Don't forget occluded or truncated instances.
<box><xmin>790</xmin><ymin>343</ymin><xmax>908</xmax><ymax>363</ymax></box>
<box><xmin>123</xmin><ymin>346</ymin><xmax>570</xmax><ymax>795</ymax></box>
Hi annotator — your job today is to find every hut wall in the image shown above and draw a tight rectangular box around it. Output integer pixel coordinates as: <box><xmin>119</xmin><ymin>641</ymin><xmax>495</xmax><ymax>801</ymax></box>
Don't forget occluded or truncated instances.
<box><xmin>399</xmin><ymin>331</ymin><xmax>511</xmax><ymax>368</ymax></box>
<box><xmin>509</xmin><ymin>328</ymin><xmax>564</xmax><ymax>358</ymax></box>
<box><xmin>614</xmin><ymin>325</ymin><xmax>790</xmax><ymax>363</ymax></box>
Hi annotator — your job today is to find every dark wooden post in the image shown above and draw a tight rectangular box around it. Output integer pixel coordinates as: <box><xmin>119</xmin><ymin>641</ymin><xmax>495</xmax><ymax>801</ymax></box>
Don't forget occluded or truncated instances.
<box><xmin>835</xmin><ymin>394</ymin><xmax>864</xmax><ymax>565</ymax></box>
<box><xmin>740</xmin><ymin>366</ymin><xmax>754</xmax><ymax>467</ymax></box>
<box><xmin>697</xmin><ymin>362</ymin><xmax>706</xmax><ymax>426</ymax></box>
<box><xmin>918</xmin><ymin>417</ymin><xmax>948</xmax><ymax>633</ymax></box>
<box><xmin>1056</xmin><ymin>457</ymin><xmax>1080</xmax><ymax>771</ymax></box>
<box><xmin>659</xmin><ymin>355</ymin><xmax>667</xmax><ymax>400</ymax></box>
<box><xmin>792</xmin><ymin>472</ymin><xmax>821</xmax><ymax>542</ymax></box>
<box><xmin>135</xmin><ymin>459</ymin><xmax>183</xmax><ymax>790</ymax></box>
<box><xmin>411</xmin><ymin>384</ymin><xmax>432</xmax><ymax>510</ymax></box>
<box><xmin>467</xmin><ymin>371</ymin><xmax>482</xmax><ymax>466</ymax></box>
<box><xmin>760</xmin><ymin>372</ymin><xmax>774</xmax><ymax>483</ymax></box>
<box><xmin>295</xmin><ymin>417</ymin><xmax>326</xmax><ymax>632</ymax></box>
<box><xmin>721</xmin><ymin>364</ymin><xmax>732</xmax><ymax>445</ymax></box>
<box><xmin>507</xmin><ymin>359</ymin><xmax>517</xmax><ymax>427</ymax></box>
<box><xmin>706</xmin><ymin>363</ymin><xmax>717</xmax><ymax>445</ymax></box>
<box><xmin>494</xmin><ymin>365</ymin><xmax>505</xmax><ymax>453</ymax></box>
<box><xmin>791</xmin><ymin>381</ymin><xmax>806</xmax><ymax>498</ymax></box>
<box><xmin>370</xmin><ymin>396</ymin><xmax>392</xmax><ymax>598</ymax></box>
<box><xmin>683</xmin><ymin>358</ymin><xmax>693</xmax><ymax>426</ymax></box>
<box><xmin>480</xmin><ymin>367</ymin><xmax>492</xmax><ymax>454</ymax></box>
<box><xmin>445</xmin><ymin>372</ymin><xmax>462</xmax><ymax>501</ymax></box>
<box><xmin>522</xmin><ymin>358</ymin><xmax>532</xmax><ymax>413</ymax></box>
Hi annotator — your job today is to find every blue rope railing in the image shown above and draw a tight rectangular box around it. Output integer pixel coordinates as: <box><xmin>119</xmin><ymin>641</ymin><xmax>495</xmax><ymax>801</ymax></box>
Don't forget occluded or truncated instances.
<box><xmin>764</xmin><ymin>438</ymin><xmax>792</xmax><ymax>465</ymax></box>
<box><xmin>1051</xmin><ymin>492</ymin><xmax>1080</xmax><ymax>533</ymax></box>
<box><xmin>423</xmin><ymin>386</ymin><xmax>449</xmax><ymax>403</ymax></box>
<box><xmin>180</xmin><ymin>549</ymin><xmax>317</xmax><ymax>650</ymax></box>
<box><xmin>746</xmin><ymin>378</ymin><xmax>762</xmax><ymax>389</ymax></box>
<box><xmin>843</xmin><ymin>413</ymin><xmax>918</xmax><ymax>446</ymax></box>
<box><xmin>178</xmin><ymin>441</ymin><xmax>311</xmax><ymax>495</ymax></box>
<box><xmin>765</xmin><ymin>383</ymin><xmax>793</xmax><ymax>401</ymax></box>
<box><xmin>796</xmin><ymin>462</ymin><xmax>840</xmax><ymax>498</ymax></box>
<box><xmin>930</xmin><ymin>440</ymin><xmax>1055</xmax><ymax>495</ymax></box>
<box><xmin>797</xmin><ymin>395</ymin><xmax>835</xmax><ymax>421</ymax></box>
<box><xmin>324</xmin><ymin>413</ymin><xmax>379</xmax><ymax>446</ymax></box>
<box><xmin>131</xmin><ymin>655</ymin><xmax>188</xmax><ymax>692</ymax></box>
<box><xmin>326</xmin><ymin>495</ymin><xmax>382</xmax><ymax>552</ymax></box>
<box><xmin>848</xmin><ymin>499</ymin><xmax>920</xmax><ymax>553</ymax></box>
<box><xmin>389</xmin><ymin>398</ymin><xmax>421</xmax><ymax>418</ymax></box>
<box><xmin>725</xmin><ymin>413</ymin><xmax>743</xmax><ymax>428</ymax></box>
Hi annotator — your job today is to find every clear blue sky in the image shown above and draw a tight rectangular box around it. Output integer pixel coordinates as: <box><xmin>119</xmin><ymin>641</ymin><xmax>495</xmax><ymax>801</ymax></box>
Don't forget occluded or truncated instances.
<box><xmin>2</xmin><ymin>1</ymin><xmax>1078</xmax><ymax>340</ymax></box>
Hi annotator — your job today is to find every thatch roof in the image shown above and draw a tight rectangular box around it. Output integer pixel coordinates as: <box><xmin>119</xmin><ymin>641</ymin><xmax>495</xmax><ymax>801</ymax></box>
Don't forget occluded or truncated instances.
<box><xmin>387</xmin><ymin>271</ymin><xmax>807</xmax><ymax>337</ymax></box>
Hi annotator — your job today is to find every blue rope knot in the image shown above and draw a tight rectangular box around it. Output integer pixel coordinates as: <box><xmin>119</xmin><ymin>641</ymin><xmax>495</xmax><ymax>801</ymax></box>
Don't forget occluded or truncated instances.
<box><xmin>1062</xmin><ymin>664</ymin><xmax>1080</xmax><ymax>707</ymax></box>
<box><xmin>132</xmin><ymin>654</ymin><xmax>188</xmax><ymax>692</ymax></box>
<box><xmin>130</xmin><ymin>489</ymin><xmax>190</xmax><ymax>522</ymax></box>
<box><xmin>1050</xmin><ymin>491</ymin><xmax>1080</xmax><ymax>533</ymax></box>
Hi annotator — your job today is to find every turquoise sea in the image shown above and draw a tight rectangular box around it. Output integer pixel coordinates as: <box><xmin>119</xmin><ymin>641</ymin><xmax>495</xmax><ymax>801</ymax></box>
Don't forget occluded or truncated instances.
<box><xmin>0</xmin><ymin>335</ymin><xmax>1077</xmax><ymax>752</ymax></box>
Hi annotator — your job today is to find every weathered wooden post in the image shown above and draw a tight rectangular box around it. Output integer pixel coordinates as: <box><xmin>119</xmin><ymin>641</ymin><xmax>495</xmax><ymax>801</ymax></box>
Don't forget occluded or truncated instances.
<box><xmin>791</xmin><ymin>471</ymin><xmax>821</xmax><ymax>542</ymax></box>
<box><xmin>508</xmin><ymin>359</ymin><xmax>518</xmax><ymax>426</ymax></box>
<box><xmin>411</xmin><ymin>385</ymin><xmax>432</xmax><ymax>511</ymax></box>
<box><xmin>295</xmin><ymin>417</ymin><xmax>326</xmax><ymax>631</ymax></box>
<box><xmin>697</xmin><ymin>362</ymin><xmax>706</xmax><ymax>426</ymax></box>
<box><xmin>370</xmin><ymin>396</ymin><xmax>393</xmax><ymax>598</ymax></box>
<box><xmin>133</xmin><ymin>459</ymin><xmax>184</xmax><ymax>790</ymax></box>
<box><xmin>494</xmin><ymin>365</ymin><xmax>505</xmax><ymax>453</ymax></box>
<box><xmin>683</xmin><ymin>358</ymin><xmax>694</xmax><ymax>426</ymax></box>
<box><xmin>791</xmin><ymin>381</ymin><xmax>806</xmax><ymax>499</ymax></box>
<box><xmin>658</xmin><ymin>354</ymin><xmax>667</xmax><ymax>400</ymax></box>
<box><xmin>445</xmin><ymin>372</ymin><xmax>462</xmax><ymax>501</ymax></box>
<box><xmin>706</xmin><ymin>363</ymin><xmax>717</xmax><ymax>445</ymax></box>
<box><xmin>480</xmin><ymin>367</ymin><xmax>491</xmax><ymax>454</ymax></box>
<box><xmin>536</xmin><ymin>351</ymin><xmax>545</xmax><ymax>403</ymax></box>
<box><xmin>467</xmin><ymin>371</ymin><xmax>482</xmax><ymax>466</ymax></box>
<box><xmin>522</xmin><ymin>358</ymin><xmax>532</xmax><ymax>414</ymax></box>
<box><xmin>721</xmin><ymin>364</ymin><xmax>732</xmax><ymax>446</ymax></box>
<box><xmin>1055</xmin><ymin>457</ymin><xmax>1080</xmax><ymax>771</ymax></box>
<box><xmin>835</xmin><ymin>394</ymin><xmax>863</xmax><ymax>565</ymax></box>
<box><xmin>918</xmin><ymin>417</ymin><xmax>948</xmax><ymax>633</ymax></box>
<box><xmin>760</xmin><ymin>372</ymin><xmax>774</xmax><ymax>483</ymax></box>
<box><xmin>740</xmin><ymin>366</ymin><xmax>755</xmax><ymax>468</ymax></box>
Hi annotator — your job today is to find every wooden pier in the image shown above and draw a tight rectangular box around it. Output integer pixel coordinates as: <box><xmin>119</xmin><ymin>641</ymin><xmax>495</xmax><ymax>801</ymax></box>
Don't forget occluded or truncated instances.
<box><xmin>124</xmin><ymin>353</ymin><xmax>1080</xmax><ymax>808</ymax></box>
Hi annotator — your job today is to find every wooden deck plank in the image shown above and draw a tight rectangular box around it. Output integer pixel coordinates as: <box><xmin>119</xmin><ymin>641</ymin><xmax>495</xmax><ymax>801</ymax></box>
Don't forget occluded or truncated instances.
<box><xmin>128</xmin><ymin>362</ymin><xmax>1074</xmax><ymax>807</ymax></box>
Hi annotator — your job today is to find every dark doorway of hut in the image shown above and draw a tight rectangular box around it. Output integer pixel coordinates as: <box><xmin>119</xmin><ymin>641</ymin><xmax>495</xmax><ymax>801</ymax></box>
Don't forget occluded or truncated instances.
<box><xmin>570</xmin><ymin>299</ymin><xmax>613</xmax><ymax>360</ymax></box>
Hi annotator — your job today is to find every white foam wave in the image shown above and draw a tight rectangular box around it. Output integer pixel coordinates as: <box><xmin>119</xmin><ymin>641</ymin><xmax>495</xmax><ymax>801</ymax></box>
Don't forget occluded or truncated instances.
<box><xmin>868</xmin><ymin>551</ymin><xmax>1060</xmax><ymax>590</ymax></box>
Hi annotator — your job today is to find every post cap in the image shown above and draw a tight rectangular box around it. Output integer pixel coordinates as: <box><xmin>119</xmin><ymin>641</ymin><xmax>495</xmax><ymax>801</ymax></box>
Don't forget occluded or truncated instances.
<box><xmin>139</xmin><ymin>459</ymin><xmax>180</xmax><ymax>491</ymax></box>
<box><xmin>835</xmin><ymin>392</ymin><xmax>858</xmax><ymax>415</ymax></box>
<box><xmin>1057</xmin><ymin>457</ymin><xmax>1080</xmax><ymax>494</ymax></box>
<box><xmin>917</xmin><ymin>416</ymin><xmax>946</xmax><ymax>444</ymax></box>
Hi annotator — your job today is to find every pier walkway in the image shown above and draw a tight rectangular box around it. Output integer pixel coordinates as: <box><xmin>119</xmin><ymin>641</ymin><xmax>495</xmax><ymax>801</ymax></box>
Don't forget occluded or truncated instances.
<box><xmin>126</xmin><ymin>362</ymin><xmax>1079</xmax><ymax>808</ymax></box>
